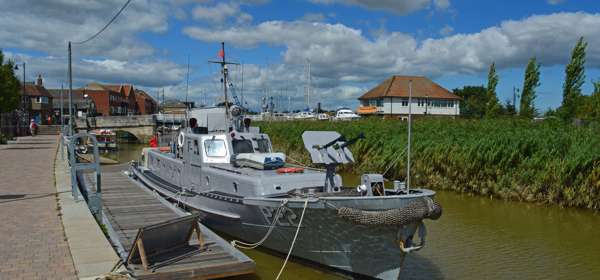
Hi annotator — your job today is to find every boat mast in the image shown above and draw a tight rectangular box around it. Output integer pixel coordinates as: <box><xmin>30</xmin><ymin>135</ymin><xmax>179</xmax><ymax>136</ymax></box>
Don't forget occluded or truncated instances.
<box><xmin>209</xmin><ymin>42</ymin><xmax>239</xmax><ymax>117</ymax></box>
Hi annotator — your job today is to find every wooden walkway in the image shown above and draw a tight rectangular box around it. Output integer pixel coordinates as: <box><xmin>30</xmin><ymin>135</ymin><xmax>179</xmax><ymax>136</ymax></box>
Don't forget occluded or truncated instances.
<box><xmin>81</xmin><ymin>165</ymin><xmax>255</xmax><ymax>280</ymax></box>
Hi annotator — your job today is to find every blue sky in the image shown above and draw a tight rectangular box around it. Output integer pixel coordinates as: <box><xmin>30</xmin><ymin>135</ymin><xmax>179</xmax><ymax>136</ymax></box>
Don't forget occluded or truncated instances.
<box><xmin>2</xmin><ymin>0</ymin><xmax>599</xmax><ymax>112</ymax></box>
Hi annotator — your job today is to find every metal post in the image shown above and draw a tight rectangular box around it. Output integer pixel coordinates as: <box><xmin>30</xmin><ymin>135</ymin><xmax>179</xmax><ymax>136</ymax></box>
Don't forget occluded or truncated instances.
<box><xmin>68</xmin><ymin>41</ymin><xmax>74</xmax><ymax>136</ymax></box>
<box><xmin>60</xmin><ymin>83</ymin><xmax>64</xmax><ymax>126</ymax></box>
<box><xmin>406</xmin><ymin>80</ymin><xmax>413</xmax><ymax>192</ymax></box>
<box><xmin>21</xmin><ymin>62</ymin><xmax>25</xmax><ymax>136</ymax></box>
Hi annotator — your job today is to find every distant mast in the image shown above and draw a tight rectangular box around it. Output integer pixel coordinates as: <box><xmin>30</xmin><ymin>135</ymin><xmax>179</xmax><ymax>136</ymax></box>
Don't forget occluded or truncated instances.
<box><xmin>209</xmin><ymin>42</ymin><xmax>239</xmax><ymax>117</ymax></box>
<box><xmin>304</xmin><ymin>59</ymin><xmax>311</xmax><ymax>110</ymax></box>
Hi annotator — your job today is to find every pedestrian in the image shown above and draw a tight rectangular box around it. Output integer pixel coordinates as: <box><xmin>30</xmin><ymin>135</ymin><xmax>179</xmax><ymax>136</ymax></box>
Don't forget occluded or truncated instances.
<box><xmin>29</xmin><ymin>119</ymin><xmax>38</xmax><ymax>136</ymax></box>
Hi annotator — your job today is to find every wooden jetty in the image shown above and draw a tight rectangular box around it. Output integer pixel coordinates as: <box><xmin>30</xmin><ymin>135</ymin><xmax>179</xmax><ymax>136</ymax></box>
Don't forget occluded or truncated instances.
<box><xmin>79</xmin><ymin>164</ymin><xmax>255</xmax><ymax>280</ymax></box>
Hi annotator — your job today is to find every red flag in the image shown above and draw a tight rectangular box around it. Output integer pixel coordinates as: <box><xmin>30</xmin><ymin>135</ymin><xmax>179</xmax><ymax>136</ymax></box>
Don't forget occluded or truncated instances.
<box><xmin>217</xmin><ymin>49</ymin><xmax>224</xmax><ymax>58</ymax></box>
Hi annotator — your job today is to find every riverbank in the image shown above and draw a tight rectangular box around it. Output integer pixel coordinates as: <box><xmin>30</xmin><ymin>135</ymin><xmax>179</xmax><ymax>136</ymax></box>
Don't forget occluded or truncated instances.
<box><xmin>257</xmin><ymin>118</ymin><xmax>600</xmax><ymax>210</ymax></box>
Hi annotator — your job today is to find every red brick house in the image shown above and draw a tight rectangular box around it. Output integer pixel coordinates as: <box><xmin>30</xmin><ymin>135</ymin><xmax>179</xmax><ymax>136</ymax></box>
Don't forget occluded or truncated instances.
<box><xmin>134</xmin><ymin>89</ymin><xmax>158</xmax><ymax>115</ymax></box>
<box><xmin>80</xmin><ymin>83</ymin><xmax>157</xmax><ymax>116</ymax></box>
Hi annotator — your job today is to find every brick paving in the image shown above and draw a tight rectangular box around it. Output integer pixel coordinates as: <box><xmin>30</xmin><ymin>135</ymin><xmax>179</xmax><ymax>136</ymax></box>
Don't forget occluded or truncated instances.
<box><xmin>0</xmin><ymin>136</ymin><xmax>77</xmax><ymax>279</ymax></box>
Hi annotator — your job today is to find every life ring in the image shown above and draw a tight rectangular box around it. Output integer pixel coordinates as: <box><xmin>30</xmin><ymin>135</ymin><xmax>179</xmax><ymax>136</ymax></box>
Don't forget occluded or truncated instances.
<box><xmin>177</xmin><ymin>132</ymin><xmax>185</xmax><ymax>148</ymax></box>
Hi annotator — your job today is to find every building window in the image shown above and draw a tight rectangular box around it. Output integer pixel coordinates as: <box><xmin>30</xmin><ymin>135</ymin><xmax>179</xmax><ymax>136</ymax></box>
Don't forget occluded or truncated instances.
<box><xmin>401</xmin><ymin>98</ymin><xmax>408</xmax><ymax>107</ymax></box>
<box><xmin>376</xmin><ymin>99</ymin><xmax>383</xmax><ymax>107</ymax></box>
<box><xmin>35</xmin><ymin>97</ymin><xmax>49</xmax><ymax>104</ymax></box>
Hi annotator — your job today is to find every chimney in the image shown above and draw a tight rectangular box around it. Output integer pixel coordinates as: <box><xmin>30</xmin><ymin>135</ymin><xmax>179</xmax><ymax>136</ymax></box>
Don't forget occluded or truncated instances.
<box><xmin>36</xmin><ymin>74</ymin><xmax>43</xmax><ymax>86</ymax></box>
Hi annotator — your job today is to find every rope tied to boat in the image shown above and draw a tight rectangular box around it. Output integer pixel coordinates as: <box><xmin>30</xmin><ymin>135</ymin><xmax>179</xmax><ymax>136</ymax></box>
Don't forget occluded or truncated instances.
<box><xmin>275</xmin><ymin>198</ymin><xmax>310</xmax><ymax>280</ymax></box>
<box><xmin>336</xmin><ymin>197</ymin><xmax>442</xmax><ymax>226</ymax></box>
<box><xmin>230</xmin><ymin>199</ymin><xmax>289</xmax><ymax>250</ymax></box>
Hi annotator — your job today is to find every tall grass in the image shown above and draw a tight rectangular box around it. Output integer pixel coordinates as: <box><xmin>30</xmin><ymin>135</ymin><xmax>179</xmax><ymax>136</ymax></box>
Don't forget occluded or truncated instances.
<box><xmin>258</xmin><ymin>118</ymin><xmax>600</xmax><ymax>210</ymax></box>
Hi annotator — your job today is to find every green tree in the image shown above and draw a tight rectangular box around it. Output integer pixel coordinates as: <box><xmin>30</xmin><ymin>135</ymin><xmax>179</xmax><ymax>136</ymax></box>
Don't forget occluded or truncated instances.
<box><xmin>485</xmin><ymin>63</ymin><xmax>501</xmax><ymax>117</ymax></box>
<box><xmin>0</xmin><ymin>50</ymin><xmax>21</xmax><ymax>114</ymax></box>
<box><xmin>560</xmin><ymin>37</ymin><xmax>587</xmax><ymax>120</ymax></box>
<box><xmin>453</xmin><ymin>86</ymin><xmax>487</xmax><ymax>118</ymax></box>
<box><xmin>575</xmin><ymin>80</ymin><xmax>600</xmax><ymax>121</ymax></box>
<box><xmin>520</xmin><ymin>57</ymin><xmax>541</xmax><ymax>118</ymax></box>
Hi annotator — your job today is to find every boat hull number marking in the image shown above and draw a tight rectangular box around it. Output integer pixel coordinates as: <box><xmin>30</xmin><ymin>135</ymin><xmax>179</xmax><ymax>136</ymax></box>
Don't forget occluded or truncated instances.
<box><xmin>259</xmin><ymin>206</ymin><xmax>300</xmax><ymax>227</ymax></box>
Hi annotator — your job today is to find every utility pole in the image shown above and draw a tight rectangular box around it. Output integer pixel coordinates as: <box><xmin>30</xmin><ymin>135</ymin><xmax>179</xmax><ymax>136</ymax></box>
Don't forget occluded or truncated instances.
<box><xmin>241</xmin><ymin>64</ymin><xmax>244</xmax><ymax>107</ymax></box>
<box><xmin>60</xmin><ymin>83</ymin><xmax>64</xmax><ymax>126</ymax></box>
<box><xmin>406</xmin><ymin>80</ymin><xmax>413</xmax><ymax>192</ymax></box>
<box><xmin>68</xmin><ymin>41</ymin><xmax>73</xmax><ymax>136</ymax></box>
<box><xmin>513</xmin><ymin>87</ymin><xmax>520</xmax><ymax>115</ymax></box>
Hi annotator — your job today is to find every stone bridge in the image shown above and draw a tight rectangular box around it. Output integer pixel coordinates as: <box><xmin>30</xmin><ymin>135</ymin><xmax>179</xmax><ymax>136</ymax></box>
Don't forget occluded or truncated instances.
<box><xmin>74</xmin><ymin>115</ymin><xmax>155</xmax><ymax>142</ymax></box>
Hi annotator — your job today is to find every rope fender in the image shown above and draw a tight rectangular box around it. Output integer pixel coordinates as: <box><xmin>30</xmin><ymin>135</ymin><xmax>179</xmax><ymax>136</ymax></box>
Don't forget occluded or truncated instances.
<box><xmin>337</xmin><ymin>197</ymin><xmax>442</xmax><ymax>226</ymax></box>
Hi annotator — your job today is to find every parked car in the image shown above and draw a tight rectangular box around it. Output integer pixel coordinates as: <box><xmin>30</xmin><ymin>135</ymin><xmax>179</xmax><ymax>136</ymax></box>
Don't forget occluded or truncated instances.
<box><xmin>293</xmin><ymin>111</ymin><xmax>316</xmax><ymax>119</ymax></box>
<box><xmin>317</xmin><ymin>113</ymin><xmax>330</xmax><ymax>121</ymax></box>
<box><xmin>333</xmin><ymin>108</ymin><xmax>360</xmax><ymax>120</ymax></box>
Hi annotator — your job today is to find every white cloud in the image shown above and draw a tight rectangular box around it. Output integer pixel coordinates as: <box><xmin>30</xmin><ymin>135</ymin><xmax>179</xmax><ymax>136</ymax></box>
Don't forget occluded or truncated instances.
<box><xmin>439</xmin><ymin>24</ymin><xmax>454</xmax><ymax>36</ymax></box>
<box><xmin>547</xmin><ymin>0</ymin><xmax>565</xmax><ymax>5</ymax></box>
<box><xmin>301</xmin><ymin>13</ymin><xmax>327</xmax><ymax>22</ymax></box>
<box><xmin>309</xmin><ymin>0</ymin><xmax>449</xmax><ymax>15</ymax></box>
<box><xmin>0</xmin><ymin>0</ymin><xmax>171</xmax><ymax>60</ymax></box>
<box><xmin>192</xmin><ymin>2</ymin><xmax>253</xmax><ymax>24</ymax></box>
<box><xmin>185</xmin><ymin>12</ymin><xmax>600</xmax><ymax>81</ymax></box>
<box><xmin>5</xmin><ymin>52</ymin><xmax>186</xmax><ymax>89</ymax></box>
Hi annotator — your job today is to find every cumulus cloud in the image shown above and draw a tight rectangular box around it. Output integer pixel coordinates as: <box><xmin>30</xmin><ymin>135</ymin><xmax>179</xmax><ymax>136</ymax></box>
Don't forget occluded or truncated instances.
<box><xmin>5</xmin><ymin>52</ymin><xmax>186</xmax><ymax>89</ymax></box>
<box><xmin>0</xmin><ymin>0</ymin><xmax>172</xmax><ymax>60</ymax></box>
<box><xmin>185</xmin><ymin>12</ymin><xmax>600</xmax><ymax>82</ymax></box>
<box><xmin>309</xmin><ymin>0</ymin><xmax>449</xmax><ymax>15</ymax></box>
<box><xmin>192</xmin><ymin>2</ymin><xmax>253</xmax><ymax>24</ymax></box>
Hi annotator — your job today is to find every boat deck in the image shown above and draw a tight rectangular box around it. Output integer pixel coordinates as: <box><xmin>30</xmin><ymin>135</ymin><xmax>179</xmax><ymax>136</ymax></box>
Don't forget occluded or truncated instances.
<box><xmin>80</xmin><ymin>164</ymin><xmax>255</xmax><ymax>280</ymax></box>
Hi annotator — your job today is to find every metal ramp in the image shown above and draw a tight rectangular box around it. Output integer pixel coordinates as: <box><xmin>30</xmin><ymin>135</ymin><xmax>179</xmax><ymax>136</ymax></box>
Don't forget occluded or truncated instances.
<box><xmin>79</xmin><ymin>164</ymin><xmax>255</xmax><ymax>279</ymax></box>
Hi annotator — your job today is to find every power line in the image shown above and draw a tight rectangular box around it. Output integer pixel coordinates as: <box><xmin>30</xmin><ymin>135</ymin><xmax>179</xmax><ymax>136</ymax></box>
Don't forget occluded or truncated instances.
<box><xmin>72</xmin><ymin>0</ymin><xmax>133</xmax><ymax>45</ymax></box>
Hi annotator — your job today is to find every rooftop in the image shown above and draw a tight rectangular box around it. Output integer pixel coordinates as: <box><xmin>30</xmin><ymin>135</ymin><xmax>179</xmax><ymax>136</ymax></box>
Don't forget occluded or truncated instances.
<box><xmin>358</xmin><ymin>76</ymin><xmax>461</xmax><ymax>100</ymax></box>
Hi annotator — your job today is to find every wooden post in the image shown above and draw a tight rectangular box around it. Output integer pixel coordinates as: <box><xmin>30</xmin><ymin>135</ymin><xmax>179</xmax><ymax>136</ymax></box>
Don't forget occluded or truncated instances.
<box><xmin>137</xmin><ymin>238</ymin><xmax>149</xmax><ymax>270</ymax></box>
<box><xmin>194</xmin><ymin>223</ymin><xmax>205</xmax><ymax>248</ymax></box>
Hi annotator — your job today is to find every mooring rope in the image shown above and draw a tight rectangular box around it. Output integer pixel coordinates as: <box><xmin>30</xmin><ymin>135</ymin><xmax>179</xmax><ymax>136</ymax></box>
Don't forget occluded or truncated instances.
<box><xmin>275</xmin><ymin>198</ymin><xmax>310</xmax><ymax>280</ymax></box>
<box><xmin>231</xmin><ymin>199</ymin><xmax>289</xmax><ymax>249</ymax></box>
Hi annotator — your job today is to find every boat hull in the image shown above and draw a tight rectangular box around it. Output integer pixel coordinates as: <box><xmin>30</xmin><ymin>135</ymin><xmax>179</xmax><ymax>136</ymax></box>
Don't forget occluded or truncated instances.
<box><xmin>132</xmin><ymin>167</ymin><xmax>431</xmax><ymax>279</ymax></box>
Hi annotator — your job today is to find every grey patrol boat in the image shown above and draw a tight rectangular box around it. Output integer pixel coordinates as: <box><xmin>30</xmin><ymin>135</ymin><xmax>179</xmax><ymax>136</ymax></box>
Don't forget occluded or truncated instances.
<box><xmin>130</xmin><ymin>43</ymin><xmax>442</xmax><ymax>279</ymax></box>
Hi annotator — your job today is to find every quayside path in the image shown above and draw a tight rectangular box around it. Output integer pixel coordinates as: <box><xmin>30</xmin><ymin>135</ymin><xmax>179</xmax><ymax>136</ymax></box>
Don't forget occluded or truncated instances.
<box><xmin>0</xmin><ymin>136</ymin><xmax>77</xmax><ymax>279</ymax></box>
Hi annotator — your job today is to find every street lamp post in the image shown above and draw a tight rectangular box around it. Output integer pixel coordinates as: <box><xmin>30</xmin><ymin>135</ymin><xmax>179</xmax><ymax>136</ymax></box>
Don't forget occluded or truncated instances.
<box><xmin>13</xmin><ymin>62</ymin><xmax>26</xmax><ymax>136</ymax></box>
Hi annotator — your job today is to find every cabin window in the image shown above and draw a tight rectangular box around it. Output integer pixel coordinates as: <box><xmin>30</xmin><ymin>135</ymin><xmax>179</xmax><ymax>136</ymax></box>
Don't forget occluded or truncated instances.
<box><xmin>205</xmin><ymin>139</ymin><xmax>227</xmax><ymax>157</ymax></box>
<box><xmin>232</xmin><ymin>139</ymin><xmax>253</xmax><ymax>154</ymax></box>
<box><xmin>256</xmin><ymin>138</ymin><xmax>271</xmax><ymax>153</ymax></box>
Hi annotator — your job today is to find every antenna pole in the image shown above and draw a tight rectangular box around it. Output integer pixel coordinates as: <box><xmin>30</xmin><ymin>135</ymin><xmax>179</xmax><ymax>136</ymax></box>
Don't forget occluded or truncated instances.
<box><xmin>406</xmin><ymin>80</ymin><xmax>413</xmax><ymax>192</ymax></box>
<box><xmin>68</xmin><ymin>41</ymin><xmax>73</xmax><ymax>136</ymax></box>
<box><xmin>241</xmin><ymin>63</ymin><xmax>244</xmax><ymax>107</ymax></box>
<box><xmin>221</xmin><ymin>42</ymin><xmax>230</xmax><ymax>117</ymax></box>
<box><xmin>185</xmin><ymin>54</ymin><xmax>190</xmax><ymax>126</ymax></box>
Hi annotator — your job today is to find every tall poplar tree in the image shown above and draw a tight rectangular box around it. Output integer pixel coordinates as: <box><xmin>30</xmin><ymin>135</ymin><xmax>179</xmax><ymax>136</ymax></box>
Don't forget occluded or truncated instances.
<box><xmin>485</xmin><ymin>63</ymin><xmax>501</xmax><ymax>117</ymax></box>
<box><xmin>561</xmin><ymin>37</ymin><xmax>586</xmax><ymax>120</ymax></box>
<box><xmin>520</xmin><ymin>57</ymin><xmax>541</xmax><ymax>118</ymax></box>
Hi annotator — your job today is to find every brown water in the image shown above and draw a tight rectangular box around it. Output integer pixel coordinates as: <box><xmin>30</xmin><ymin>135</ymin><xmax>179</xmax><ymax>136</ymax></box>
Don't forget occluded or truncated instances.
<box><xmin>109</xmin><ymin>146</ymin><xmax>600</xmax><ymax>279</ymax></box>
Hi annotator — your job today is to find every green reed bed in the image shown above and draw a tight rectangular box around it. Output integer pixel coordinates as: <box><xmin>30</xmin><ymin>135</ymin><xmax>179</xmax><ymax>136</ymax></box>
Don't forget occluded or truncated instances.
<box><xmin>257</xmin><ymin>118</ymin><xmax>600</xmax><ymax>210</ymax></box>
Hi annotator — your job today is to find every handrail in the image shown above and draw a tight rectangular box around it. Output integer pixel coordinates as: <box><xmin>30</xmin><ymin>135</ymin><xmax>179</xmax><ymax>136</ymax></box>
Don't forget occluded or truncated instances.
<box><xmin>59</xmin><ymin>127</ymin><xmax>104</xmax><ymax>220</ymax></box>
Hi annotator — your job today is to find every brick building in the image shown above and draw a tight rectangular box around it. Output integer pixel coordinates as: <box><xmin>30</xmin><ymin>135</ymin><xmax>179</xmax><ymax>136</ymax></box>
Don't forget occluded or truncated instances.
<box><xmin>21</xmin><ymin>75</ymin><xmax>54</xmax><ymax>124</ymax></box>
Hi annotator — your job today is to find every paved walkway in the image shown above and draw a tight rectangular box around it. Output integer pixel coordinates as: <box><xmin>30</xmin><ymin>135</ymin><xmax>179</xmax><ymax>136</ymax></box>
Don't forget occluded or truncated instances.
<box><xmin>0</xmin><ymin>136</ymin><xmax>77</xmax><ymax>279</ymax></box>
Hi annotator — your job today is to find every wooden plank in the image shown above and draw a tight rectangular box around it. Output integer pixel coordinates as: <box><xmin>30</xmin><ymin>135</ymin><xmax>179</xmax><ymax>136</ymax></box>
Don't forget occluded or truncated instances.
<box><xmin>88</xmin><ymin>166</ymin><xmax>254</xmax><ymax>279</ymax></box>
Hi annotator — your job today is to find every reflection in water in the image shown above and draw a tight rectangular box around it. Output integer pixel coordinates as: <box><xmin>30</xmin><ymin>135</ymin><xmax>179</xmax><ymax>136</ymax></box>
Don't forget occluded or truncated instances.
<box><xmin>110</xmin><ymin>146</ymin><xmax>600</xmax><ymax>279</ymax></box>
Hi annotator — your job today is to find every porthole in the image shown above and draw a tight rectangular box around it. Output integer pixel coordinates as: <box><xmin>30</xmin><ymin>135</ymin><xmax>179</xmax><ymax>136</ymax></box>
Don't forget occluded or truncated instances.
<box><xmin>233</xmin><ymin>182</ymin><xmax>238</xmax><ymax>193</ymax></box>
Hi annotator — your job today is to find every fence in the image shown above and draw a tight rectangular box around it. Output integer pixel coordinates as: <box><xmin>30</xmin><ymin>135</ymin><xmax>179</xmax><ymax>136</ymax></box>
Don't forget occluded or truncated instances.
<box><xmin>0</xmin><ymin>111</ymin><xmax>29</xmax><ymax>138</ymax></box>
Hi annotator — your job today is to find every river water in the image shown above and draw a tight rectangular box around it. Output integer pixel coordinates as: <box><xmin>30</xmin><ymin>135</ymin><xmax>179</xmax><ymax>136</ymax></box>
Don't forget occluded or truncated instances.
<box><xmin>109</xmin><ymin>145</ymin><xmax>600</xmax><ymax>279</ymax></box>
